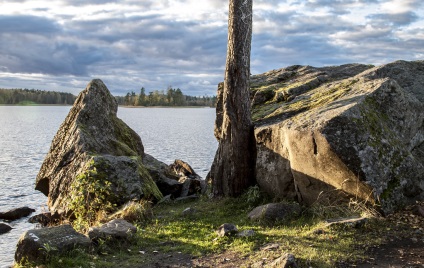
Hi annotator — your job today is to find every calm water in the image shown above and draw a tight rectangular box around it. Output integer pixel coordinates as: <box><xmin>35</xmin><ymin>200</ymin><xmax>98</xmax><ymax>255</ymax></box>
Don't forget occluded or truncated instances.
<box><xmin>0</xmin><ymin>106</ymin><xmax>217</xmax><ymax>267</ymax></box>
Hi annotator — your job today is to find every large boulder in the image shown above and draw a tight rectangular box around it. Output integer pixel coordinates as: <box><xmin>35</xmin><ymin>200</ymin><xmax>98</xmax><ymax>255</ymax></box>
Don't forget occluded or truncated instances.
<box><xmin>35</xmin><ymin>79</ymin><xmax>162</xmax><ymax>219</ymax></box>
<box><xmin>215</xmin><ymin>60</ymin><xmax>424</xmax><ymax>213</ymax></box>
<box><xmin>14</xmin><ymin>225</ymin><xmax>91</xmax><ymax>265</ymax></box>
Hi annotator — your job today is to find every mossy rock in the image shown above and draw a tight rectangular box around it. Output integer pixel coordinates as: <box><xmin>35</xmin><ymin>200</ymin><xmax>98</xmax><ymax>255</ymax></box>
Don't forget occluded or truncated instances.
<box><xmin>36</xmin><ymin>79</ymin><xmax>162</xmax><ymax>228</ymax></box>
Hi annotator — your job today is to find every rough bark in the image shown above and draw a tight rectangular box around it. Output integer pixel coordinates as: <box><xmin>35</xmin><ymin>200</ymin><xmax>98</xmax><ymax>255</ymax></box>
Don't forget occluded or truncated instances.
<box><xmin>210</xmin><ymin>0</ymin><xmax>256</xmax><ymax>196</ymax></box>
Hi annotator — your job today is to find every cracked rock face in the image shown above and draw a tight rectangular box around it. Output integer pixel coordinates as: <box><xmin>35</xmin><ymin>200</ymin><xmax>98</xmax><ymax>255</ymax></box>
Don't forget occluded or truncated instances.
<box><xmin>35</xmin><ymin>79</ymin><xmax>162</xmax><ymax>217</ymax></box>
<box><xmin>219</xmin><ymin>60</ymin><xmax>424</xmax><ymax>213</ymax></box>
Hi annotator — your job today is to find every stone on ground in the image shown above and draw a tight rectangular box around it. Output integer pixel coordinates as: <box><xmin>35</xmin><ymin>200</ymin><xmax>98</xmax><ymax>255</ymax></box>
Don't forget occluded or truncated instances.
<box><xmin>14</xmin><ymin>225</ymin><xmax>91</xmax><ymax>264</ymax></box>
<box><xmin>216</xmin><ymin>223</ymin><xmax>238</xmax><ymax>237</ymax></box>
<box><xmin>88</xmin><ymin>219</ymin><xmax>137</xmax><ymax>241</ymax></box>
<box><xmin>248</xmin><ymin>203</ymin><xmax>302</xmax><ymax>222</ymax></box>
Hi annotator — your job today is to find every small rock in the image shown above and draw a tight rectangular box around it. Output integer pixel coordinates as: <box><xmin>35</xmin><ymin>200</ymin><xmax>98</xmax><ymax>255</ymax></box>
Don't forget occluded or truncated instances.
<box><xmin>237</xmin><ymin>230</ymin><xmax>255</xmax><ymax>237</ymax></box>
<box><xmin>0</xmin><ymin>223</ymin><xmax>12</xmax><ymax>234</ymax></box>
<box><xmin>181</xmin><ymin>207</ymin><xmax>197</xmax><ymax>216</ymax></box>
<box><xmin>216</xmin><ymin>223</ymin><xmax>238</xmax><ymax>237</ymax></box>
<box><xmin>28</xmin><ymin>213</ymin><xmax>52</xmax><ymax>226</ymax></box>
<box><xmin>261</xmin><ymin>243</ymin><xmax>280</xmax><ymax>251</ymax></box>
<box><xmin>248</xmin><ymin>203</ymin><xmax>302</xmax><ymax>222</ymax></box>
<box><xmin>0</xmin><ymin>207</ymin><xmax>35</xmax><ymax>221</ymax></box>
<box><xmin>88</xmin><ymin>219</ymin><xmax>137</xmax><ymax>242</ymax></box>
<box><xmin>267</xmin><ymin>253</ymin><xmax>297</xmax><ymax>268</ymax></box>
<box><xmin>170</xmin><ymin>159</ymin><xmax>201</xmax><ymax>179</ymax></box>
<box><xmin>179</xmin><ymin>177</ymin><xmax>206</xmax><ymax>197</ymax></box>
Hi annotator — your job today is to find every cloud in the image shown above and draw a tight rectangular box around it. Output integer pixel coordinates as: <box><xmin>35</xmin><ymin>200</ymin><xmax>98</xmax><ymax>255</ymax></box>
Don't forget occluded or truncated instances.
<box><xmin>0</xmin><ymin>15</ymin><xmax>60</xmax><ymax>34</ymax></box>
<box><xmin>0</xmin><ymin>0</ymin><xmax>423</xmax><ymax>96</ymax></box>
<box><xmin>367</xmin><ymin>11</ymin><xmax>419</xmax><ymax>26</ymax></box>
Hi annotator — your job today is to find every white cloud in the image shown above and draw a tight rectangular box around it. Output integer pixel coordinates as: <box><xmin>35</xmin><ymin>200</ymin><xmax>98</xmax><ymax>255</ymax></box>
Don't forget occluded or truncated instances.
<box><xmin>381</xmin><ymin>0</ymin><xmax>422</xmax><ymax>13</ymax></box>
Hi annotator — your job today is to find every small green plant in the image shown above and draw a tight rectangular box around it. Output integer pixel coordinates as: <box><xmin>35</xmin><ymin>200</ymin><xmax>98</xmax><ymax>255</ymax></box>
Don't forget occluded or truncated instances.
<box><xmin>68</xmin><ymin>163</ymin><xmax>115</xmax><ymax>232</ymax></box>
<box><xmin>39</xmin><ymin>243</ymin><xmax>58</xmax><ymax>261</ymax></box>
<box><xmin>243</xmin><ymin>185</ymin><xmax>267</xmax><ymax>207</ymax></box>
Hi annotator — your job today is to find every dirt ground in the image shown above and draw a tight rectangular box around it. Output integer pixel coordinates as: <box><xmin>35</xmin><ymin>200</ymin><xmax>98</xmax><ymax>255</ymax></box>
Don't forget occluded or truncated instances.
<box><xmin>351</xmin><ymin>202</ymin><xmax>424</xmax><ymax>268</ymax></box>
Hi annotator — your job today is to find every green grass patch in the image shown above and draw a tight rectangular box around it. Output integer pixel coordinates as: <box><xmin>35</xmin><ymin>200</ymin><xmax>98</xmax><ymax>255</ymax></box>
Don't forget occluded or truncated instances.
<box><xmin>19</xmin><ymin>193</ymin><xmax>387</xmax><ymax>268</ymax></box>
<box><xmin>17</xmin><ymin>100</ymin><xmax>38</xmax><ymax>105</ymax></box>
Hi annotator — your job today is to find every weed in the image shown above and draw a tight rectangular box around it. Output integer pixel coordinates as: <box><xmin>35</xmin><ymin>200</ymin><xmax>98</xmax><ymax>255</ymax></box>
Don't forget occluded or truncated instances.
<box><xmin>67</xmin><ymin>163</ymin><xmax>116</xmax><ymax>232</ymax></box>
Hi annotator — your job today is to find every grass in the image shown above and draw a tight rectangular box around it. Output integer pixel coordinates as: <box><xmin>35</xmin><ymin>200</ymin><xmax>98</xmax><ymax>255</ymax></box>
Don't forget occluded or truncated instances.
<box><xmin>15</xmin><ymin>189</ymin><xmax>391</xmax><ymax>268</ymax></box>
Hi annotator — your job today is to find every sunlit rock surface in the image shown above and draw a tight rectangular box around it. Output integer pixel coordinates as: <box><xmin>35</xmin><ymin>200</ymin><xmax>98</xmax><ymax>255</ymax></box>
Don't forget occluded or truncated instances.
<box><xmin>224</xmin><ymin>60</ymin><xmax>423</xmax><ymax>213</ymax></box>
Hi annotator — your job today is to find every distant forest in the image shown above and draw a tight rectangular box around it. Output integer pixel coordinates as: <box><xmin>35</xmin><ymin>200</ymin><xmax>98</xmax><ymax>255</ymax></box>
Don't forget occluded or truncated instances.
<box><xmin>0</xmin><ymin>88</ymin><xmax>76</xmax><ymax>105</ymax></box>
<box><xmin>115</xmin><ymin>87</ymin><xmax>217</xmax><ymax>107</ymax></box>
<box><xmin>0</xmin><ymin>87</ymin><xmax>217</xmax><ymax>107</ymax></box>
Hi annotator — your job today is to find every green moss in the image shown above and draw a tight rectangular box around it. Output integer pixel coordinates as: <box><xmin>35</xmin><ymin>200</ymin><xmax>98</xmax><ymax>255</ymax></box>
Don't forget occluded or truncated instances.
<box><xmin>66</xmin><ymin>155</ymin><xmax>162</xmax><ymax>232</ymax></box>
<box><xmin>135</xmin><ymin>156</ymin><xmax>163</xmax><ymax>201</ymax></box>
<box><xmin>354</xmin><ymin>95</ymin><xmax>408</xmax><ymax>204</ymax></box>
<box><xmin>112</xmin><ymin>117</ymin><xmax>140</xmax><ymax>156</ymax></box>
<box><xmin>252</xmin><ymin>103</ymin><xmax>281</xmax><ymax>121</ymax></box>
<box><xmin>276</xmin><ymin>79</ymin><xmax>311</xmax><ymax>94</ymax></box>
<box><xmin>380</xmin><ymin>179</ymin><xmax>401</xmax><ymax>201</ymax></box>
<box><xmin>252</xmin><ymin>78</ymin><xmax>359</xmax><ymax>122</ymax></box>
<box><xmin>308</xmin><ymin>79</ymin><xmax>358</xmax><ymax>109</ymax></box>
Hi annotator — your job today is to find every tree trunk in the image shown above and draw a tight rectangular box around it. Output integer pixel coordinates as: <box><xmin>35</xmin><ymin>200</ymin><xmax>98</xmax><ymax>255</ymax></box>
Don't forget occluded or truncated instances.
<box><xmin>209</xmin><ymin>0</ymin><xmax>255</xmax><ymax>197</ymax></box>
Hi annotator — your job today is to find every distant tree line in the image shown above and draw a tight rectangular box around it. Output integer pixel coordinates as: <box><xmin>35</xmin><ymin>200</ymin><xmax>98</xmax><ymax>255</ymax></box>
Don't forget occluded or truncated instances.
<box><xmin>0</xmin><ymin>88</ymin><xmax>76</xmax><ymax>105</ymax></box>
<box><xmin>115</xmin><ymin>86</ymin><xmax>217</xmax><ymax>107</ymax></box>
<box><xmin>0</xmin><ymin>86</ymin><xmax>217</xmax><ymax>107</ymax></box>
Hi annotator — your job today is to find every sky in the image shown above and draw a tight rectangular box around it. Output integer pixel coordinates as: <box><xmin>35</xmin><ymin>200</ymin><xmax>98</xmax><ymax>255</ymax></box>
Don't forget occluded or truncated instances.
<box><xmin>0</xmin><ymin>0</ymin><xmax>423</xmax><ymax>96</ymax></box>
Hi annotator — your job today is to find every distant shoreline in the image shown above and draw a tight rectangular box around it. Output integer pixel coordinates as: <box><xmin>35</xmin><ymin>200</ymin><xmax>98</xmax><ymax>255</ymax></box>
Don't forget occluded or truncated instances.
<box><xmin>0</xmin><ymin>104</ymin><xmax>72</xmax><ymax>106</ymax></box>
<box><xmin>0</xmin><ymin>104</ymin><xmax>214</xmax><ymax>108</ymax></box>
<box><xmin>119</xmin><ymin>105</ymin><xmax>214</xmax><ymax>108</ymax></box>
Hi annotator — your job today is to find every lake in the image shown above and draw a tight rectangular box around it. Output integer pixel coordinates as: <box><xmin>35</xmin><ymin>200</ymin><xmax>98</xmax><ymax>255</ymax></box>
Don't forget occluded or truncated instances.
<box><xmin>0</xmin><ymin>106</ymin><xmax>217</xmax><ymax>267</ymax></box>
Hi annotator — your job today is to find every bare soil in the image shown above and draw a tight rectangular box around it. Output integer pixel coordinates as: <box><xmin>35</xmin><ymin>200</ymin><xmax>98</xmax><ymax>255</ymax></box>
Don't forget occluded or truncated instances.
<box><xmin>351</xmin><ymin>202</ymin><xmax>424</xmax><ymax>268</ymax></box>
